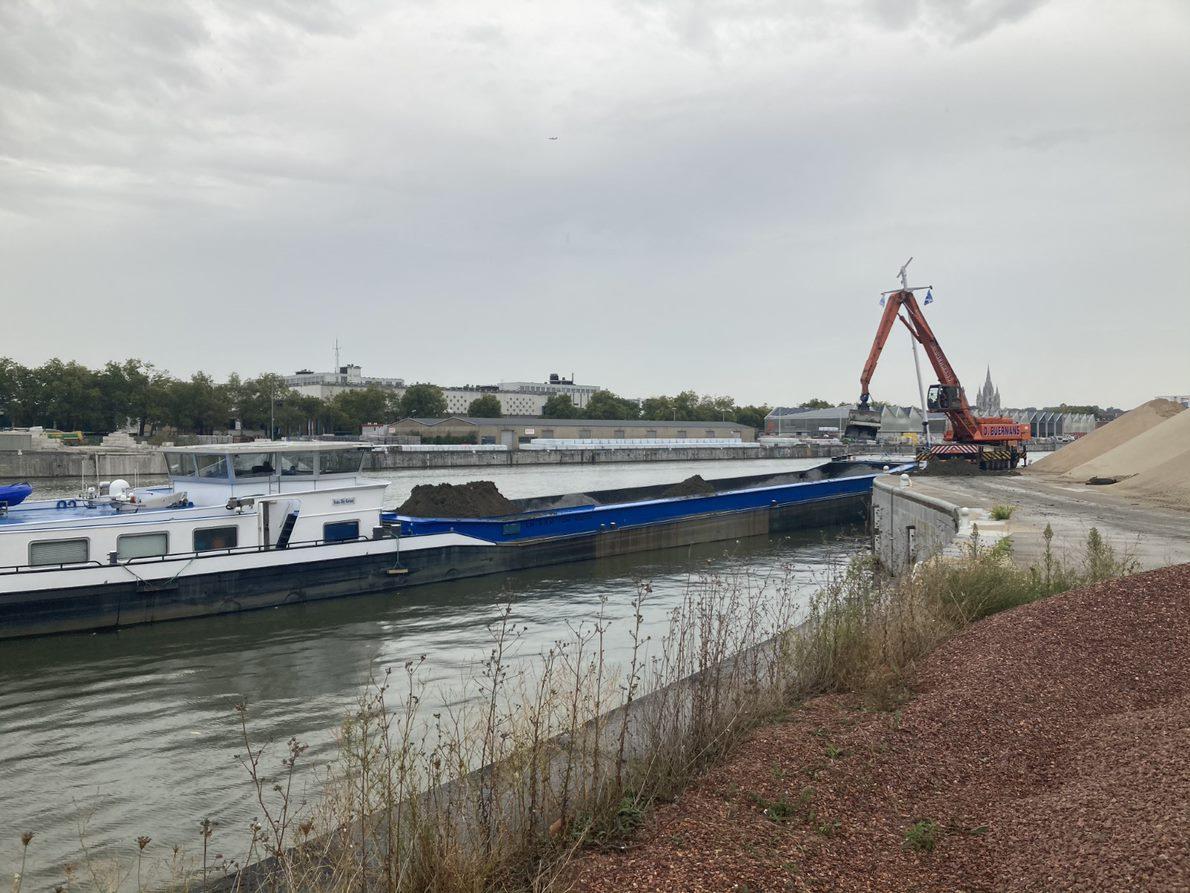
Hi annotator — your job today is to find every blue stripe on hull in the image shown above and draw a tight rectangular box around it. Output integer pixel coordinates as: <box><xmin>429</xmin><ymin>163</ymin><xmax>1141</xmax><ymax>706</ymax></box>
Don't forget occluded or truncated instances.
<box><xmin>386</xmin><ymin>471</ymin><xmax>884</xmax><ymax>543</ymax></box>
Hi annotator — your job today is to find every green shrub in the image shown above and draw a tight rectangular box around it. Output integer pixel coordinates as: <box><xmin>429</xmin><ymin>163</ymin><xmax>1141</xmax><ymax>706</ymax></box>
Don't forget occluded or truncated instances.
<box><xmin>904</xmin><ymin>819</ymin><xmax>940</xmax><ymax>852</ymax></box>
<box><xmin>990</xmin><ymin>504</ymin><xmax>1015</xmax><ymax>520</ymax></box>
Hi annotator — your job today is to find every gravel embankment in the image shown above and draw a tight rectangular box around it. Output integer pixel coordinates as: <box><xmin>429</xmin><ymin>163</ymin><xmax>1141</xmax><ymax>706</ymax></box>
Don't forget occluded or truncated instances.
<box><xmin>567</xmin><ymin>565</ymin><xmax>1190</xmax><ymax>892</ymax></box>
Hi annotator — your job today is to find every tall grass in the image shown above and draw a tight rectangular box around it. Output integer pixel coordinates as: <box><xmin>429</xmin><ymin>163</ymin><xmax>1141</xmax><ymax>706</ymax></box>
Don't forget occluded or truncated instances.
<box><xmin>10</xmin><ymin>528</ymin><xmax>1138</xmax><ymax>892</ymax></box>
<box><xmin>794</xmin><ymin>525</ymin><xmax>1139</xmax><ymax>705</ymax></box>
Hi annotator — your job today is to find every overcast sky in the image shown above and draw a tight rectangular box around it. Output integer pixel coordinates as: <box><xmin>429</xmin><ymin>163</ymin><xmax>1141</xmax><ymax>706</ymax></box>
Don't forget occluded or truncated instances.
<box><xmin>1</xmin><ymin>0</ymin><xmax>1187</xmax><ymax>409</ymax></box>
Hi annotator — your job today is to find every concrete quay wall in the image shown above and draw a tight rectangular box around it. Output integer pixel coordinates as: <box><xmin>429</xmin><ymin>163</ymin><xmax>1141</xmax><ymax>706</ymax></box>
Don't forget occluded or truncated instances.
<box><xmin>0</xmin><ymin>450</ymin><xmax>166</xmax><ymax>481</ymax></box>
<box><xmin>871</xmin><ymin>476</ymin><xmax>961</xmax><ymax>574</ymax></box>
<box><xmin>367</xmin><ymin>443</ymin><xmax>844</xmax><ymax>470</ymax></box>
<box><xmin>2</xmin><ymin>444</ymin><xmax>847</xmax><ymax>480</ymax></box>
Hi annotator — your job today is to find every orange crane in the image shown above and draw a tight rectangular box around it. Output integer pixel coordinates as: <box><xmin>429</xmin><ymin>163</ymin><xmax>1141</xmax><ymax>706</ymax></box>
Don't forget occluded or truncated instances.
<box><xmin>845</xmin><ymin>261</ymin><xmax>1031</xmax><ymax>471</ymax></box>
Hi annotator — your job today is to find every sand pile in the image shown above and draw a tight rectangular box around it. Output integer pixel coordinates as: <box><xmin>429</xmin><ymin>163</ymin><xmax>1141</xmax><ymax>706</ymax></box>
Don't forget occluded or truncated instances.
<box><xmin>1029</xmin><ymin>398</ymin><xmax>1183</xmax><ymax>474</ymax></box>
<box><xmin>662</xmin><ymin>475</ymin><xmax>716</xmax><ymax>498</ymax></box>
<box><xmin>1116</xmin><ymin>449</ymin><xmax>1190</xmax><ymax>507</ymax></box>
<box><xmin>398</xmin><ymin>481</ymin><xmax>517</xmax><ymax>518</ymax></box>
<box><xmin>1066</xmin><ymin>408</ymin><xmax>1190</xmax><ymax>484</ymax></box>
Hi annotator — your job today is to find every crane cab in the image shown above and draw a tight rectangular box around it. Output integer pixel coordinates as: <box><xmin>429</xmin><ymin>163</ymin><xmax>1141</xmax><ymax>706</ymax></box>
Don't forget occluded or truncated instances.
<box><xmin>927</xmin><ymin>384</ymin><xmax>963</xmax><ymax>413</ymax></box>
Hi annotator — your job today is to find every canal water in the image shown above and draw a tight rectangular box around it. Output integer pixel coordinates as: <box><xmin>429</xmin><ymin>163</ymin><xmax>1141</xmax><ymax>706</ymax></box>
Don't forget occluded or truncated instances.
<box><xmin>0</xmin><ymin>458</ymin><xmax>869</xmax><ymax>885</ymax></box>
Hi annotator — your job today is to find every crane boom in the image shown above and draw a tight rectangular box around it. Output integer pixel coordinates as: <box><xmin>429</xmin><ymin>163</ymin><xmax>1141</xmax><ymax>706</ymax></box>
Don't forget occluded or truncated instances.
<box><xmin>847</xmin><ymin>262</ymin><xmax>1031</xmax><ymax>471</ymax></box>
<box><xmin>857</xmin><ymin>290</ymin><xmax>980</xmax><ymax>441</ymax></box>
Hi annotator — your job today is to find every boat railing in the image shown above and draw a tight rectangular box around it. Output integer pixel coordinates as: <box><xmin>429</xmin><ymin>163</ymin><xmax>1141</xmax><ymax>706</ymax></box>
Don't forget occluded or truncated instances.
<box><xmin>0</xmin><ymin>533</ymin><xmax>386</xmax><ymax>575</ymax></box>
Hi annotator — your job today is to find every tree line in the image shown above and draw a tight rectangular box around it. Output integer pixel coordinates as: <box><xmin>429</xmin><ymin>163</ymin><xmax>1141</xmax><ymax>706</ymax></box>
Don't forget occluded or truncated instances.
<box><xmin>0</xmin><ymin>357</ymin><xmax>777</xmax><ymax>436</ymax></box>
<box><xmin>540</xmin><ymin>391</ymin><xmax>771</xmax><ymax>430</ymax></box>
<box><xmin>0</xmin><ymin>358</ymin><xmax>450</xmax><ymax>437</ymax></box>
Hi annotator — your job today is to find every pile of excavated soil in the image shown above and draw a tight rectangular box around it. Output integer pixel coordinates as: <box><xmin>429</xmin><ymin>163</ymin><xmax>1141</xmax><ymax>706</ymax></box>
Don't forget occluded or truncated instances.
<box><xmin>1065</xmin><ymin>407</ymin><xmax>1190</xmax><ymax>486</ymax></box>
<box><xmin>568</xmin><ymin>565</ymin><xmax>1190</xmax><ymax>892</ymax></box>
<box><xmin>1029</xmin><ymin>398</ymin><xmax>1183</xmax><ymax>474</ymax></box>
<box><xmin>661</xmin><ymin>475</ymin><xmax>716</xmax><ymax>498</ymax></box>
<box><xmin>397</xmin><ymin>481</ymin><xmax>517</xmax><ymax>518</ymax></box>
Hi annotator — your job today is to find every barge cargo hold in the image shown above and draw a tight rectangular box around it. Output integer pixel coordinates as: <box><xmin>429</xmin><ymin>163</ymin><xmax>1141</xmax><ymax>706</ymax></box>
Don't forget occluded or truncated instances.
<box><xmin>0</xmin><ymin>443</ymin><xmax>907</xmax><ymax>640</ymax></box>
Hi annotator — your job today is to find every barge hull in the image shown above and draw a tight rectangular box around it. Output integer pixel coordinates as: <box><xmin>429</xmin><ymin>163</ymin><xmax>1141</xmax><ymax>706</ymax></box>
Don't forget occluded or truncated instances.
<box><xmin>0</xmin><ymin>491</ymin><xmax>868</xmax><ymax>640</ymax></box>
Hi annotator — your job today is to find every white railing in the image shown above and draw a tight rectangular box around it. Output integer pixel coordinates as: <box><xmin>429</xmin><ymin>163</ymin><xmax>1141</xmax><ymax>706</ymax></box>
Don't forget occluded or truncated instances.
<box><xmin>383</xmin><ymin>444</ymin><xmax>510</xmax><ymax>452</ymax></box>
<box><xmin>521</xmin><ymin>438</ymin><xmax>757</xmax><ymax>451</ymax></box>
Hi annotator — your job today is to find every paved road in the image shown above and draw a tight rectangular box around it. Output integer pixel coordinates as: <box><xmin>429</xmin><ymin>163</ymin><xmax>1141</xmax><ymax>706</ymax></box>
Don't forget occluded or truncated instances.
<box><xmin>910</xmin><ymin>472</ymin><xmax>1190</xmax><ymax>570</ymax></box>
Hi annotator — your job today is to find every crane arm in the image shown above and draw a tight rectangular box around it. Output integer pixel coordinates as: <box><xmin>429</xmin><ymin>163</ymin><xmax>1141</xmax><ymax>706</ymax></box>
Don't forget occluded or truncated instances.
<box><xmin>896</xmin><ymin>292</ymin><xmax>981</xmax><ymax>441</ymax></box>
<box><xmin>856</xmin><ymin>289</ymin><xmax>981</xmax><ymax>442</ymax></box>
<box><xmin>856</xmin><ymin>292</ymin><xmax>908</xmax><ymax>406</ymax></box>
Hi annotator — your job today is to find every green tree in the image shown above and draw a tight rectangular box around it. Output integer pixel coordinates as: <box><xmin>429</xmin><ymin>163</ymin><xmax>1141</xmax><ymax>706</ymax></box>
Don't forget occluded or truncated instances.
<box><xmin>542</xmin><ymin>393</ymin><xmax>580</xmax><ymax>418</ymax></box>
<box><xmin>640</xmin><ymin>395</ymin><xmax>675</xmax><ymax>421</ymax></box>
<box><xmin>800</xmin><ymin>398</ymin><xmax>833</xmax><ymax>410</ymax></box>
<box><xmin>165</xmin><ymin>372</ymin><xmax>230</xmax><ymax>434</ymax></box>
<box><xmin>333</xmin><ymin>386</ymin><xmax>393</xmax><ymax>432</ymax></box>
<box><xmin>467</xmin><ymin>394</ymin><xmax>503</xmax><ymax>418</ymax></box>
<box><xmin>735</xmin><ymin>404</ymin><xmax>770</xmax><ymax>430</ymax></box>
<box><xmin>584</xmin><ymin>389</ymin><xmax>640</xmax><ymax>420</ymax></box>
<box><xmin>399</xmin><ymin>383</ymin><xmax>448</xmax><ymax>418</ymax></box>
<box><xmin>32</xmin><ymin>359</ymin><xmax>103</xmax><ymax>430</ymax></box>
<box><xmin>0</xmin><ymin>358</ymin><xmax>27</xmax><ymax>426</ymax></box>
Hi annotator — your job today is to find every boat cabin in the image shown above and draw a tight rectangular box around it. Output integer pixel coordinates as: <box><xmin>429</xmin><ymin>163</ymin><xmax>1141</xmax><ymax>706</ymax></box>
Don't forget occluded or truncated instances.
<box><xmin>161</xmin><ymin>441</ymin><xmax>373</xmax><ymax>505</ymax></box>
<box><xmin>0</xmin><ymin>442</ymin><xmax>388</xmax><ymax>572</ymax></box>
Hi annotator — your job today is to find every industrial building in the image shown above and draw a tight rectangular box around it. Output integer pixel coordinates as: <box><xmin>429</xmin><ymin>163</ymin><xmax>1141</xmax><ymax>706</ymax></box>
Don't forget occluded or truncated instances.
<box><xmin>1002</xmin><ymin>409</ymin><xmax>1097</xmax><ymax>438</ymax></box>
<box><xmin>284</xmin><ymin>363</ymin><xmax>546</xmax><ymax>415</ymax></box>
<box><xmin>380</xmin><ymin>417</ymin><xmax>755</xmax><ymax>448</ymax></box>
<box><xmin>441</xmin><ymin>387</ymin><xmax>546</xmax><ymax>416</ymax></box>
<box><xmin>765</xmin><ymin>406</ymin><xmax>947</xmax><ymax>442</ymax></box>
<box><xmin>497</xmin><ymin>374</ymin><xmax>602</xmax><ymax>409</ymax></box>
<box><xmin>285</xmin><ymin>364</ymin><xmax>405</xmax><ymax>400</ymax></box>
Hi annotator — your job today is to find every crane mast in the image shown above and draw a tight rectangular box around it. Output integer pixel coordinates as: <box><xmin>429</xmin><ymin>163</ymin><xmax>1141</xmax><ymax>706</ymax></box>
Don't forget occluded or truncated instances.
<box><xmin>847</xmin><ymin>260</ymin><xmax>1030</xmax><ymax>471</ymax></box>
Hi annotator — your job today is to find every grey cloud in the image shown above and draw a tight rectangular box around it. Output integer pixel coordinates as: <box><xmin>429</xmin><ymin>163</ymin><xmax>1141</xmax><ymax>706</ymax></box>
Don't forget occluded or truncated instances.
<box><xmin>0</xmin><ymin>0</ymin><xmax>1186</xmax><ymax>409</ymax></box>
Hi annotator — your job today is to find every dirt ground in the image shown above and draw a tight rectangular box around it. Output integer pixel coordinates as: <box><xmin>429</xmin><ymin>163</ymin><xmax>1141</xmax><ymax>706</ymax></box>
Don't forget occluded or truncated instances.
<box><xmin>566</xmin><ymin>565</ymin><xmax>1190</xmax><ymax>892</ymax></box>
<box><xmin>910</xmin><ymin>472</ymin><xmax>1190</xmax><ymax>571</ymax></box>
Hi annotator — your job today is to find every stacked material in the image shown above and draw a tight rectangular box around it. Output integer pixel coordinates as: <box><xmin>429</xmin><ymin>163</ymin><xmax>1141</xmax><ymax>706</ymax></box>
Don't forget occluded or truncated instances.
<box><xmin>1029</xmin><ymin>398</ymin><xmax>1183</xmax><ymax>474</ymax></box>
<box><xmin>397</xmin><ymin>481</ymin><xmax>517</xmax><ymax>518</ymax></box>
<box><xmin>661</xmin><ymin>475</ymin><xmax>716</xmax><ymax>498</ymax></box>
<box><xmin>1030</xmin><ymin>398</ymin><xmax>1190</xmax><ymax>508</ymax></box>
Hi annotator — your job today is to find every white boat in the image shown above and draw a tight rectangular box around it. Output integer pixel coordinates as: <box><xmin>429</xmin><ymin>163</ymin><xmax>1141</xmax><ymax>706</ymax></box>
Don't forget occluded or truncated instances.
<box><xmin>0</xmin><ymin>441</ymin><xmax>899</xmax><ymax>640</ymax></box>
<box><xmin>0</xmin><ymin>442</ymin><xmax>439</xmax><ymax>639</ymax></box>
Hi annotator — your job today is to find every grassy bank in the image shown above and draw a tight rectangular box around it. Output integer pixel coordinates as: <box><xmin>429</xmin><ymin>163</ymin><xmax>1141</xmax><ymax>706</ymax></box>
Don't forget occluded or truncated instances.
<box><xmin>10</xmin><ymin>527</ymin><xmax>1137</xmax><ymax>892</ymax></box>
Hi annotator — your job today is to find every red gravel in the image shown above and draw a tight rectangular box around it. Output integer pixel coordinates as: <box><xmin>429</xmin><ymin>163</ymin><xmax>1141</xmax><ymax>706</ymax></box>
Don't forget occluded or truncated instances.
<box><xmin>567</xmin><ymin>564</ymin><xmax>1190</xmax><ymax>892</ymax></box>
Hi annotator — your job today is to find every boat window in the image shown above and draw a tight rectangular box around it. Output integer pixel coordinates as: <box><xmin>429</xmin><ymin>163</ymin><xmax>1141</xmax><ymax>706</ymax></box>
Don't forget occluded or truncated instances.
<box><xmin>117</xmin><ymin>532</ymin><xmax>169</xmax><ymax>560</ymax></box>
<box><xmin>323</xmin><ymin>520</ymin><xmax>360</xmax><ymax>542</ymax></box>
<box><xmin>29</xmin><ymin>538</ymin><xmax>89</xmax><ymax>566</ymax></box>
<box><xmin>318</xmin><ymin>450</ymin><xmax>363</xmax><ymax>475</ymax></box>
<box><xmin>165</xmin><ymin>452</ymin><xmax>197</xmax><ymax>477</ymax></box>
<box><xmin>279</xmin><ymin>452</ymin><xmax>316</xmax><ymax>476</ymax></box>
<box><xmin>195</xmin><ymin>454</ymin><xmax>230</xmax><ymax>479</ymax></box>
<box><xmin>230</xmin><ymin>452</ymin><xmax>275</xmax><ymax>479</ymax></box>
<box><xmin>194</xmin><ymin>526</ymin><xmax>239</xmax><ymax>552</ymax></box>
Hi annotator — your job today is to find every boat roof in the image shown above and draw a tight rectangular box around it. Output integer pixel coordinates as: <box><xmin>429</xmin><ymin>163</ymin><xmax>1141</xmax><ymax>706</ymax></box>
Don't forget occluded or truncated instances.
<box><xmin>163</xmin><ymin>441</ymin><xmax>370</xmax><ymax>454</ymax></box>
